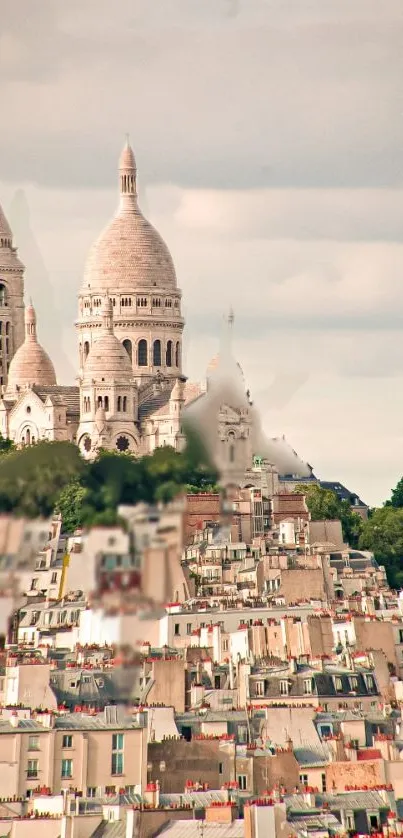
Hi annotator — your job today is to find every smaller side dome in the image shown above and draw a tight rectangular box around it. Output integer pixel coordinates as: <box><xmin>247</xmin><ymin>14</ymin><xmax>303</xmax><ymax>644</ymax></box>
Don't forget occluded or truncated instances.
<box><xmin>6</xmin><ymin>301</ymin><xmax>57</xmax><ymax>392</ymax></box>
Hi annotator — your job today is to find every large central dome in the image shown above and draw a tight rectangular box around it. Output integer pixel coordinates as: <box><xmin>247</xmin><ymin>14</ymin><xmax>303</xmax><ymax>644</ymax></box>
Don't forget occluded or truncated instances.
<box><xmin>83</xmin><ymin>140</ymin><xmax>177</xmax><ymax>292</ymax></box>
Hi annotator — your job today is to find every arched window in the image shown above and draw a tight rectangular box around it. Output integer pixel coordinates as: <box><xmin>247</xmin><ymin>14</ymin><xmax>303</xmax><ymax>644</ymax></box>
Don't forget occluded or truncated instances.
<box><xmin>153</xmin><ymin>339</ymin><xmax>162</xmax><ymax>366</ymax></box>
<box><xmin>104</xmin><ymin>396</ymin><xmax>109</xmax><ymax>411</ymax></box>
<box><xmin>117</xmin><ymin>396</ymin><xmax>122</xmax><ymax>412</ymax></box>
<box><xmin>138</xmin><ymin>339</ymin><xmax>148</xmax><ymax>366</ymax></box>
<box><xmin>84</xmin><ymin>341</ymin><xmax>90</xmax><ymax>360</ymax></box>
<box><xmin>175</xmin><ymin>342</ymin><xmax>180</xmax><ymax>367</ymax></box>
<box><xmin>123</xmin><ymin>396</ymin><xmax>127</xmax><ymax>412</ymax></box>
<box><xmin>97</xmin><ymin>396</ymin><xmax>103</xmax><ymax>408</ymax></box>
<box><xmin>123</xmin><ymin>339</ymin><xmax>132</xmax><ymax>363</ymax></box>
<box><xmin>0</xmin><ymin>284</ymin><xmax>6</xmax><ymax>306</ymax></box>
<box><xmin>26</xmin><ymin>429</ymin><xmax>31</xmax><ymax>445</ymax></box>
<box><xmin>166</xmin><ymin>340</ymin><xmax>172</xmax><ymax>367</ymax></box>
<box><xmin>229</xmin><ymin>445</ymin><xmax>235</xmax><ymax>463</ymax></box>
<box><xmin>5</xmin><ymin>322</ymin><xmax>10</xmax><ymax>336</ymax></box>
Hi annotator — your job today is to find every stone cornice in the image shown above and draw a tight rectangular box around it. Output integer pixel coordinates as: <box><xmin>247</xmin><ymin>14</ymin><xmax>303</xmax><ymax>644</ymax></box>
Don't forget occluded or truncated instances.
<box><xmin>75</xmin><ymin>319</ymin><xmax>184</xmax><ymax>330</ymax></box>
<box><xmin>0</xmin><ymin>265</ymin><xmax>24</xmax><ymax>275</ymax></box>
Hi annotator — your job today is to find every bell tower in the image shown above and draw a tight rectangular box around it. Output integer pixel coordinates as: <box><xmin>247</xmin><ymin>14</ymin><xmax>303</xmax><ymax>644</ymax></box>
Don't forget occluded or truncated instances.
<box><xmin>0</xmin><ymin>202</ymin><xmax>25</xmax><ymax>388</ymax></box>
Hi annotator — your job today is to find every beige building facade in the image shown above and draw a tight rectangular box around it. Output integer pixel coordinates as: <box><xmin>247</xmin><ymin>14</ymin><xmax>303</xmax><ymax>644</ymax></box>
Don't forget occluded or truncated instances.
<box><xmin>0</xmin><ymin>709</ymin><xmax>147</xmax><ymax>798</ymax></box>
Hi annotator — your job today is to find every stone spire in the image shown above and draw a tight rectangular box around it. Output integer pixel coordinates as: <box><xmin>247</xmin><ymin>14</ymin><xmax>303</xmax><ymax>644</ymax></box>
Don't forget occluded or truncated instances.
<box><xmin>0</xmin><ymin>202</ymin><xmax>13</xmax><ymax>244</ymax></box>
<box><xmin>100</xmin><ymin>293</ymin><xmax>113</xmax><ymax>333</ymax></box>
<box><xmin>24</xmin><ymin>300</ymin><xmax>37</xmax><ymax>340</ymax></box>
<box><xmin>119</xmin><ymin>136</ymin><xmax>137</xmax><ymax>211</ymax></box>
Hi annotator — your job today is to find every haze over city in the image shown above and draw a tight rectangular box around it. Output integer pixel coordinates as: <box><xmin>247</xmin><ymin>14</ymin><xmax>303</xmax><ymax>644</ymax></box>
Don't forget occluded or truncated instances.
<box><xmin>1</xmin><ymin>0</ymin><xmax>403</xmax><ymax>505</ymax></box>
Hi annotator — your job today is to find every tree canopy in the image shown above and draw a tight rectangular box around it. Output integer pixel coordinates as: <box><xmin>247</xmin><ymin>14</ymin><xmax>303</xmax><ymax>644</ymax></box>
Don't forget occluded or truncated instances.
<box><xmin>0</xmin><ymin>429</ymin><xmax>219</xmax><ymax>530</ymax></box>
<box><xmin>294</xmin><ymin>483</ymin><xmax>363</xmax><ymax>547</ymax></box>
<box><xmin>358</xmin><ymin>506</ymin><xmax>403</xmax><ymax>589</ymax></box>
<box><xmin>0</xmin><ymin>441</ymin><xmax>85</xmax><ymax>519</ymax></box>
<box><xmin>387</xmin><ymin>476</ymin><xmax>403</xmax><ymax>509</ymax></box>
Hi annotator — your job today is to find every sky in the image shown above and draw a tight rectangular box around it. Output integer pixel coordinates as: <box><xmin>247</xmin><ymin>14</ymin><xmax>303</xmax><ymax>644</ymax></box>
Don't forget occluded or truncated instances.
<box><xmin>1</xmin><ymin>0</ymin><xmax>403</xmax><ymax>506</ymax></box>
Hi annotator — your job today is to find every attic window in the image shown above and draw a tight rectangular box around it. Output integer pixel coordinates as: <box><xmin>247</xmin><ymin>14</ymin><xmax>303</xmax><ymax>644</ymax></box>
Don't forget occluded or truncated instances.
<box><xmin>26</xmin><ymin>406</ymin><xmax>31</xmax><ymax>414</ymax></box>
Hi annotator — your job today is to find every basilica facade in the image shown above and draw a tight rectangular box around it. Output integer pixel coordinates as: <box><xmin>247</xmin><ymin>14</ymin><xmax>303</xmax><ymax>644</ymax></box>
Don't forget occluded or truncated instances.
<box><xmin>0</xmin><ymin>138</ymin><xmax>309</xmax><ymax>487</ymax></box>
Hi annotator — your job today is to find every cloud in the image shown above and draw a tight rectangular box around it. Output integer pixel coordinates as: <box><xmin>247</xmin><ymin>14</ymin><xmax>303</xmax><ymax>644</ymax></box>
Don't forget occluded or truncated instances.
<box><xmin>172</xmin><ymin>186</ymin><xmax>403</xmax><ymax>242</ymax></box>
<box><xmin>0</xmin><ymin>1</ymin><xmax>402</xmax><ymax>190</ymax></box>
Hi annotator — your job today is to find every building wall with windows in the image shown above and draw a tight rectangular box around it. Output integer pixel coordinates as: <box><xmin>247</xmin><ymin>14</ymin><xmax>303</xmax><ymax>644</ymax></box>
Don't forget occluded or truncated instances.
<box><xmin>0</xmin><ymin>713</ymin><xmax>147</xmax><ymax>798</ymax></box>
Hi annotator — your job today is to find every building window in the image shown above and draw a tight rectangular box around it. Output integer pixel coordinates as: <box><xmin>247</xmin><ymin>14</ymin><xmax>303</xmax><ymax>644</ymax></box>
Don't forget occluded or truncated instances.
<box><xmin>123</xmin><ymin>396</ymin><xmax>127</xmax><ymax>412</ymax></box>
<box><xmin>255</xmin><ymin>681</ymin><xmax>264</xmax><ymax>697</ymax></box>
<box><xmin>303</xmin><ymin>678</ymin><xmax>313</xmax><ymax>695</ymax></box>
<box><xmin>175</xmin><ymin>342</ymin><xmax>180</xmax><ymax>367</ymax></box>
<box><xmin>138</xmin><ymin>339</ymin><xmax>148</xmax><ymax>366</ymax></box>
<box><xmin>62</xmin><ymin>735</ymin><xmax>73</xmax><ymax>749</ymax></box>
<box><xmin>27</xmin><ymin>760</ymin><xmax>38</xmax><ymax>778</ymax></box>
<box><xmin>186</xmin><ymin>623</ymin><xmax>192</xmax><ymax>635</ymax></box>
<box><xmin>51</xmin><ymin>572</ymin><xmax>58</xmax><ymax>584</ymax></box>
<box><xmin>28</xmin><ymin>736</ymin><xmax>39</xmax><ymax>751</ymax></box>
<box><xmin>123</xmin><ymin>339</ymin><xmax>132</xmax><ymax>363</ymax></box>
<box><xmin>112</xmin><ymin>733</ymin><xmax>124</xmax><ymax>776</ymax></box>
<box><xmin>349</xmin><ymin>677</ymin><xmax>358</xmax><ymax>691</ymax></box>
<box><xmin>87</xmin><ymin>787</ymin><xmax>96</xmax><ymax>798</ymax></box>
<box><xmin>321</xmin><ymin>773</ymin><xmax>327</xmax><ymax>792</ymax></box>
<box><xmin>174</xmin><ymin>623</ymin><xmax>180</xmax><ymax>636</ymax></box>
<box><xmin>117</xmin><ymin>396</ymin><xmax>122</xmax><ymax>412</ymax></box>
<box><xmin>30</xmin><ymin>578</ymin><xmax>38</xmax><ymax>590</ymax></box>
<box><xmin>280</xmin><ymin>680</ymin><xmax>289</xmax><ymax>696</ymax></box>
<box><xmin>300</xmin><ymin>774</ymin><xmax>308</xmax><ymax>786</ymax></box>
<box><xmin>238</xmin><ymin>775</ymin><xmax>247</xmax><ymax>791</ymax></box>
<box><xmin>334</xmin><ymin>677</ymin><xmax>343</xmax><ymax>692</ymax></box>
<box><xmin>166</xmin><ymin>340</ymin><xmax>172</xmax><ymax>367</ymax></box>
<box><xmin>61</xmin><ymin>759</ymin><xmax>73</xmax><ymax>778</ymax></box>
<box><xmin>153</xmin><ymin>339</ymin><xmax>162</xmax><ymax>366</ymax></box>
<box><xmin>0</xmin><ymin>284</ymin><xmax>6</xmax><ymax>306</ymax></box>
<box><xmin>365</xmin><ymin>675</ymin><xmax>375</xmax><ymax>692</ymax></box>
<box><xmin>84</xmin><ymin>341</ymin><xmax>90</xmax><ymax>360</ymax></box>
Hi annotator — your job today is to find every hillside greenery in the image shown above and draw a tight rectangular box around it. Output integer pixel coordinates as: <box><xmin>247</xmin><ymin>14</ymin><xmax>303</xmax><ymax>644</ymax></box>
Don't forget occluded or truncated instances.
<box><xmin>0</xmin><ymin>428</ymin><xmax>218</xmax><ymax>531</ymax></box>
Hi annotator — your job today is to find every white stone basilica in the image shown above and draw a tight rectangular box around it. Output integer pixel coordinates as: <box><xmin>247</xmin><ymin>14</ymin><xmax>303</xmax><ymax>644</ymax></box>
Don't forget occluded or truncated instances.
<box><xmin>0</xmin><ymin>138</ymin><xmax>310</xmax><ymax>485</ymax></box>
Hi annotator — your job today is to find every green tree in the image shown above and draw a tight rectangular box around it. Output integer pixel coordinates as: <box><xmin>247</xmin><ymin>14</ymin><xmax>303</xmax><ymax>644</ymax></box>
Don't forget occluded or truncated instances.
<box><xmin>0</xmin><ymin>434</ymin><xmax>15</xmax><ymax>456</ymax></box>
<box><xmin>294</xmin><ymin>483</ymin><xmax>341</xmax><ymax>519</ymax></box>
<box><xmin>0</xmin><ymin>441</ymin><xmax>85</xmax><ymax>518</ymax></box>
<box><xmin>55</xmin><ymin>480</ymin><xmax>88</xmax><ymax>532</ymax></box>
<box><xmin>294</xmin><ymin>483</ymin><xmax>363</xmax><ymax>548</ymax></box>
<box><xmin>387</xmin><ymin>476</ymin><xmax>403</xmax><ymax>509</ymax></box>
<box><xmin>359</xmin><ymin>506</ymin><xmax>403</xmax><ymax>588</ymax></box>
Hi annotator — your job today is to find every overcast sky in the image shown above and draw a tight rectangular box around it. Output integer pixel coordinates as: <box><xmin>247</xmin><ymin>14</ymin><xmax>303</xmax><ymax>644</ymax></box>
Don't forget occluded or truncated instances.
<box><xmin>1</xmin><ymin>0</ymin><xmax>403</xmax><ymax>506</ymax></box>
